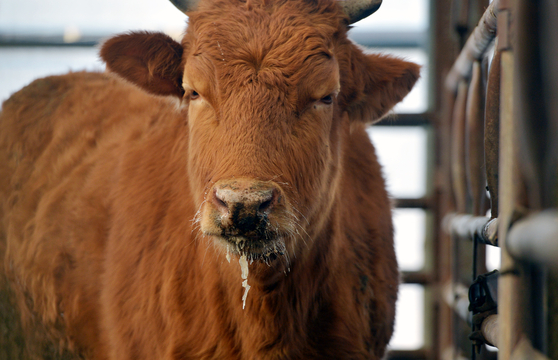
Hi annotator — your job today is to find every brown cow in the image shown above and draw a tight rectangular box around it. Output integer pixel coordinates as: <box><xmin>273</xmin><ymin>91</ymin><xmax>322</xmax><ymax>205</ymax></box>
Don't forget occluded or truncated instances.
<box><xmin>0</xmin><ymin>0</ymin><xmax>419</xmax><ymax>359</ymax></box>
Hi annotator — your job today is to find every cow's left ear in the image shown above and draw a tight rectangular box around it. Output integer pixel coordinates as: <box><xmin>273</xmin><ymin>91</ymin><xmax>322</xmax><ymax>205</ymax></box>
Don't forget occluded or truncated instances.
<box><xmin>100</xmin><ymin>32</ymin><xmax>185</xmax><ymax>97</ymax></box>
<box><xmin>341</xmin><ymin>52</ymin><xmax>420</xmax><ymax>123</ymax></box>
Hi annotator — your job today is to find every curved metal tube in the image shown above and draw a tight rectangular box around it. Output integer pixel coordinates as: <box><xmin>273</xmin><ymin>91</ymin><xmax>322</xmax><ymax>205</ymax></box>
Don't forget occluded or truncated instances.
<box><xmin>507</xmin><ymin>210</ymin><xmax>558</xmax><ymax>270</ymax></box>
<box><xmin>445</xmin><ymin>0</ymin><xmax>500</xmax><ymax>92</ymax></box>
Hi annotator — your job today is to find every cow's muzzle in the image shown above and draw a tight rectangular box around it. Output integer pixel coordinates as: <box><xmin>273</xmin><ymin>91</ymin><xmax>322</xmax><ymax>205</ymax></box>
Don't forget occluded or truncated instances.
<box><xmin>200</xmin><ymin>178</ymin><xmax>292</xmax><ymax>261</ymax></box>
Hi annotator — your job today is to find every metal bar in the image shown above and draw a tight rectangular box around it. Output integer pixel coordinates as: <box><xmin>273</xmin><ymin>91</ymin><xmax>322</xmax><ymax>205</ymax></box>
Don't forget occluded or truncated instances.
<box><xmin>387</xmin><ymin>349</ymin><xmax>431</xmax><ymax>360</ymax></box>
<box><xmin>437</xmin><ymin>90</ymin><xmax>456</xmax><ymax>360</ymax></box>
<box><xmin>497</xmin><ymin>9</ymin><xmax>510</xmax><ymax>51</ymax></box>
<box><xmin>441</xmin><ymin>348</ymin><xmax>469</xmax><ymax>360</ymax></box>
<box><xmin>485</xmin><ymin>49</ymin><xmax>502</xmax><ymax>218</ymax></box>
<box><xmin>431</xmin><ymin>0</ymin><xmax>463</xmax><ymax>357</ymax></box>
<box><xmin>451</xmin><ymin>0</ymin><xmax>470</xmax><ymax>41</ymax></box>
<box><xmin>376</xmin><ymin>113</ymin><xmax>433</xmax><ymax>127</ymax></box>
<box><xmin>465</xmin><ymin>60</ymin><xmax>487</xmax><ymax>216</ymax></box>
<box><xmin>510</xmin><ymin>337</ymin><xmax>550</xmax><ymax>360</ymax></box>
<box><xmin>539</xmin><ymin>0</ymin><xmax>558</xmax><ymax>212</ymax></box>
<box><xmin>513</xmin><ymin>0</ymin><xmax>546</xmax><ymax>210</ymax></box>
<box><xmin>394</xmin><ymin>197</ymin><xmax>431</xmax><ymax>209</ymax></box>
<box><xmin>451</xmin><ymin>81</ymin><xmax>470</xmax><ymax>213</ymax></box>
<box><xmin>481</xmin><ymin>314</ymin><xmax>499</xmax><ymax>348</ymax></box>
<box><xmin>445</xmin><ymin>0</ymin><xmax>500</xmax><ymax>92</ymax></box>
<box><xmin>498</xmin><ymin>44</ymin><xmax>523</xmax><ymax>360</ymax></box>
<box><xmin>512</xmin><ymin>0</ymin><xmax>557</xmax><ymax>355</ymax></box>
<box><xmin>402</xmin><ymin>271</ymin><xmax>432</xmax><ymax>285</ymax></box>
<box><xmin>0</xmin><ymin>34</ymin><xmax>101</xmax><ymax>47</ymax></box>
<box><xmin>442</xmin><ymin>281</ymin><xmax>471</xmax><ymax>324</ymax></box>
<box><xmin>506</xmin><ymin>210</ymin><xmax>558</xmax><ymax>271</ymax></box>
<box><xmin>0</xmin><ymin>31</ymin><xmax>429</xmax><ymax>49</ymax></box>
<box><xmin>444</xmin><ymin>214</ymin><xmax>498</xmax><ymax>246</ymax></box>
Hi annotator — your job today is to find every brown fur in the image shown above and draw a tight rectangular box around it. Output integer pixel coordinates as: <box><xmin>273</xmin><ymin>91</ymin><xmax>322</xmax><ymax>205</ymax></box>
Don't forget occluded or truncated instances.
<box><xmin>0</xmin><ymin>0</ymin><xmax>419</xmax><ymax>359</ymax></box>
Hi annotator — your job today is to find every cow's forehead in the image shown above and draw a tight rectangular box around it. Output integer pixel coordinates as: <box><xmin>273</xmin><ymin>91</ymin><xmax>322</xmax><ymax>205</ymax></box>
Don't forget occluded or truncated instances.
<box><xmin>183</xmin><ymin>2</ymin><xmax>344</xmax><ymax>102</ymax></box>
<box><xmin>185</xmin><ymin>0</ymin><xmax>343</xmax><ymax>66</ymax></box>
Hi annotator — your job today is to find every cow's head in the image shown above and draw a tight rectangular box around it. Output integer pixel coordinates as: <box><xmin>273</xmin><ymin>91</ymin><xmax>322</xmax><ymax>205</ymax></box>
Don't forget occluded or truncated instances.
<box><xmin>101</xmin><ymin>0</ymin><xmax>419</xmax><ymax>270</ymax></box>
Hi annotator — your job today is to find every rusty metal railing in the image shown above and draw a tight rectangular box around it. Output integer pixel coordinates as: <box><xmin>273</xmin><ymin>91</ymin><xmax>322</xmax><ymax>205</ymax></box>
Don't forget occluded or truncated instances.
<box><xmin>441</xmin><ymin>0</ymin><xmax>558</xmax><ymax>359</ymax></box>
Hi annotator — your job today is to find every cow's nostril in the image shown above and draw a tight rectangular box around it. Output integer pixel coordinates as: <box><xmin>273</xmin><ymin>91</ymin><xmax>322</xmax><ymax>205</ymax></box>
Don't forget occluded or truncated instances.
<box><xmin>256</xmin><ymin>188</ymin><xmax>277</xmax><ymax>215</ymax></box>
<box><xmin>213</xmin><ymin>190</ymin><xmax>229</xmax><ymax>214</ymax></box>
<box><xmin>258</xmin><ymin>199</ymin><xmax>273</xmax><ymax>213</ymax></box>
<box><xmin>216</xmin><ymin>197</ymin><xmax>227</xmax><ymax>209</ymax></box>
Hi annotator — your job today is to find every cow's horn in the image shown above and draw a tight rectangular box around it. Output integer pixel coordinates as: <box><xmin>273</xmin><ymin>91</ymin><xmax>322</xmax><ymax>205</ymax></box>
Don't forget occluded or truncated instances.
<box><xmin>169</xmin><ymin>0</ymin><xmax>199</xmax><ymax>13</ymax></box>
<box><xmin>339</xmin><ymin>0</ymin><xmax>382</xmax><ymax>24</ymax></box>
<box><xmin>169</xmin><ymin>0</ymin><xmax>381</xmax><ymax>23</ymax></box>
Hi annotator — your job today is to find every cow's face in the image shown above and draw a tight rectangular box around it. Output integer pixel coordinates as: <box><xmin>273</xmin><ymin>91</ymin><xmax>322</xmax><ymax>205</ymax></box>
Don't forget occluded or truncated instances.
<box><xmin>181</xmin><ymin>7</ymin><xmax>346</xmax><ymax>263</ymax></box>
<box><xmin>101</xmin><ymin>0</ymin><xmax>419</xmax><ymax>267</ymax></box>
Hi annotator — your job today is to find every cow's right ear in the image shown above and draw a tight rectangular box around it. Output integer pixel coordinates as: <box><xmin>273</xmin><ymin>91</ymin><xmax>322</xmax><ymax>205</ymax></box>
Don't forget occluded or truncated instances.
<box><xmin>100</xmin><ymin>32</ymin><xmax>185</xmax><ymax>97</ymax></box>
<box><xmin>340</xmin><ymin>50</ymin><xmax>420</xmax><ymax>123</ymax></box>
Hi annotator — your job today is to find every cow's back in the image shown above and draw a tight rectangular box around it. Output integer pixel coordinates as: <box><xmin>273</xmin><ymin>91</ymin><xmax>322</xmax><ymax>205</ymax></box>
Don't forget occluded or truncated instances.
<box><xmin>0</xmin><ymin>72</ymin><xmax>182</xmax><ymax>359</ymax></box>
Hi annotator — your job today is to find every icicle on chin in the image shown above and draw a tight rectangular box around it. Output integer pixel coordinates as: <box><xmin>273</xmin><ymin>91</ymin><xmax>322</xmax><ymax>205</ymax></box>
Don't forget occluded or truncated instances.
<box><xmin>239</xmin><ymin>254</ymin><xmax>250</xmax><ymax>309</ymax></box>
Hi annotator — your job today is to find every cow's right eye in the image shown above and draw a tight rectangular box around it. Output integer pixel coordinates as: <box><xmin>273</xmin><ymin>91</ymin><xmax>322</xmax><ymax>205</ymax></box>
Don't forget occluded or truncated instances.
<box><xmin>320</xmin><ymin>95</ymin><xmax>333</xmax><ymax>105</ymax></box>
<box><xmin>190</xmin><ymin>90</ymin><xmax>200</xmax><ymax>100</ymax></box>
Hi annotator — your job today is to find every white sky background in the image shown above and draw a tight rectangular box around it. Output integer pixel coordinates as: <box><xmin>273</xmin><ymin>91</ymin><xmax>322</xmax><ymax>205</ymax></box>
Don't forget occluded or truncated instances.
<box><xmin>0</xmin><ymin>0</ymin><xmax>187</xmax><ymax>36</ymax></box>
<box><xmin>0</xmin><ymin>0</ymin><xmax>431</xmax><ymax>351</ymax></box>
<box><xmin>0</xmin><ymin>0</ymin><xmax>427</xmax><ymax>34</ymax></box>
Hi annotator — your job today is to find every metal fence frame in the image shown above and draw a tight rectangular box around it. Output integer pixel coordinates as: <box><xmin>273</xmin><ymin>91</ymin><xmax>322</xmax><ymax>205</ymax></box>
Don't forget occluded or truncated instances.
<box><xmin>439</xmin><ymin>0</ymin><xmax>558</xmax><ymax>359</ymax></box>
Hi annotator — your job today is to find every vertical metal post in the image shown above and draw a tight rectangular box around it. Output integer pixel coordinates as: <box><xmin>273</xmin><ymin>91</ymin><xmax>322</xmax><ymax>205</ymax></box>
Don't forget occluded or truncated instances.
<box><xmin>484</xmin><ymin>50</ymin><xmax>501</xmax><ymax>218</ymax></box>
<box><xmin>465</xmin><ymin>61</ymin><xmax>487</xmax><ymax>217</ymax></box>
<box><xmin>431</xmin><ymin>0</ymin><xmax>461</xmax><ymax>358</ymax></box>
<box><xmin>497</xmin><ymin>2</ymin><xmax>524</xmax><ymax>354</ymax></box>
<box><xmin>512</xmin><ymin>0</ymin><xmax>558</xmax><ymax>357</ymax></box>
<box><xmin>452</xmin><ymin>81</ymin><xmax>471</xmax><ymax>214</ymax></box>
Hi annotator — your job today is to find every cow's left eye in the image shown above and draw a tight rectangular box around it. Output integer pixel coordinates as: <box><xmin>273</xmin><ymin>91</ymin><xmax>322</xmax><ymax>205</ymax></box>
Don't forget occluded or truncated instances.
<box><xmin>190</xmin><ymin>90</ymin><xmax>200</xmax><ymax>100</ymax></box>
<box><xmin>320</xmin><ymin>95</ymin><xmax>333</xmax><ymax>105</ymax></box>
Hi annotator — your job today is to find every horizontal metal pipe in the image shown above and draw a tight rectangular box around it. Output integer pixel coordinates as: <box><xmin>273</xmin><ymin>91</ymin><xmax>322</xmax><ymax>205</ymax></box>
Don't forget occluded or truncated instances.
<box><xmin>388</xmin><ymin>349</ymin><xmax>431</xmax><ymax>360</ymax></box>
<box><xmin>441</xmin><ymin>348</ymin><xmax>469</xmax><ymax>360</ymax></box>
<box><xmin>445</xmin><ymin>0</ymin><xmax>500</xmax><ymax>92</ymax></box>
<box><xmin>1</xmin><ymin>31</ymin><xmax>427</xmax><ymax>49</ymax></box>
<box><xmin>395</xmin><ymin>197</ymin><xmax>431</xmax><ymax>209</ymax></box>
<box><xmin>476</xmin><ymin>313</ymin><xmax>552</xmax><ymax>355</ymax></box>
<box><xmin>511</xmin><ymin>336</ymin><xmax>550</xmax><ymax>360</ymax></box>
<box><xmin>443</xmin><ymin>281</ymin><xmax>471</xmax><ymax>324</ymax></box>
<box><xmin>507</xmin><ymin>210</ymin><xmax>558</xmax><ymax>270</ymax></box>
<box><xmin>480</xmin><ymin>314</ymin><xmax>498</xmax><ymax>347</ymax></box>
<box><xmin>376</xmin><ymin>113</ymin><xmax>434</xmax><ymax>127</ymax></box>
<box><xmin>0</xmin><ymin>34</ymin><xmax>100</xmax><ymax>47</ymax></box>
<box><xmin>443</xmin><ymin>214</ymin><xmax>499</xmax><ymax>246</ymax></box>
<box><xmin>481</xmin><ymin>321</ymin><xmax>552</xmax><ymax>359</ymax></box>
<box><xmin>401</xmin><ymin>271</ymin><xmax>432</xmax><ymax>285</ymax></box>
